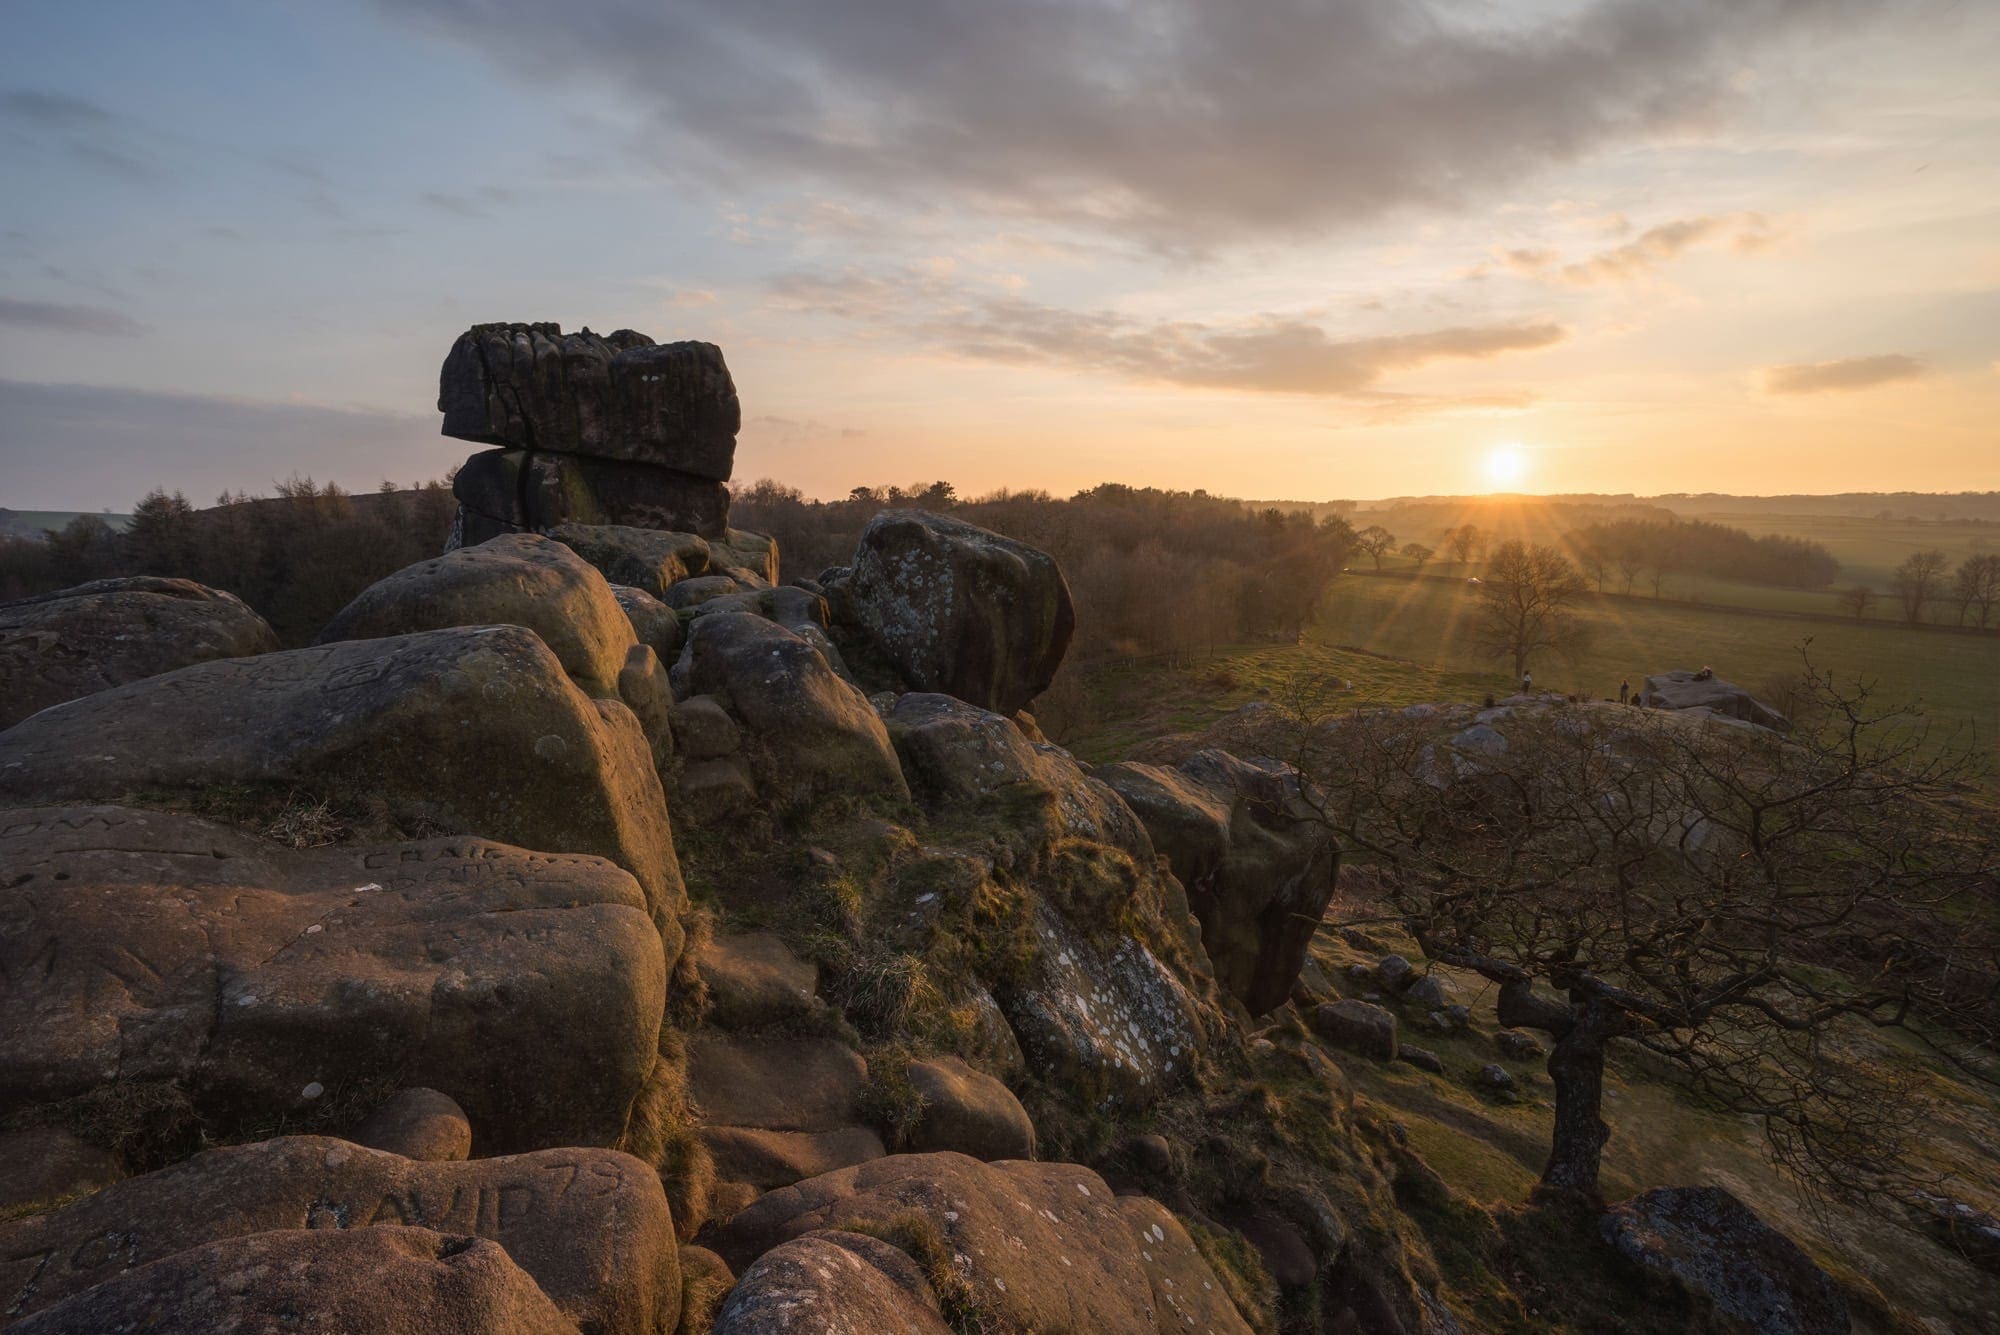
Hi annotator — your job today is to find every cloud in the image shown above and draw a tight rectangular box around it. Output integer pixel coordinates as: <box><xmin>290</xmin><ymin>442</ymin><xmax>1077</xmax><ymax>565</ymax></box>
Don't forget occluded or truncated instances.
<box><xmin>1486</xmin><ymin>213</ymin><xmax>1785</xmax><ymax>285</ymax></box>
<box><xmin>381</xmin><ymin>0</ymin><xmax>1866</xmax><ymax>248</ymax></box>
<box><xmin>1761</xmin><ymin>354</ymin><xmax>1928</xmax><ymax>394</ymax></box>
<box><xmin>0</xmin><ymin>380</ymin><xmax>446</xmax><ymax>509</ymax></box>
<box><xmin>0</xmin><ymin>296</ymin><xmax>148</xmax><ymax>337</ymax></box>
<box><xmin>0</xmin><ymin>89</ymin><xmax>113</xmax><ymax>128</ymax></box>
<box><xmin>419</xmin><ymin>186</ymin><xmax>516</xmax><ymax>219</ymax></box>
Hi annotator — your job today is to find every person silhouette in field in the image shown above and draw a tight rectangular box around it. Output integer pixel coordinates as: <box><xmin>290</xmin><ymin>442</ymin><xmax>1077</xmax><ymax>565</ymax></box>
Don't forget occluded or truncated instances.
<box><xmin>1521</xmin><ymin>670</ymin><xmax>1533</xmax><ymax>695</ymax></box>
<box><xmin>1619</xmin><ymin>679</ymin><xmax>1630</xmax><ymax>704</ymax></box>
<box><xmin>1695</xmin><ymin>665</ymin><xmax>1714</xmax><ymax>681</ymax></box>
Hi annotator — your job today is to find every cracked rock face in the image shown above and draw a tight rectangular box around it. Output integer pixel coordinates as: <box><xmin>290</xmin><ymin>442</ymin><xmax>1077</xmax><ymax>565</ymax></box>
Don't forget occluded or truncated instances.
<box><xmin>439</xmin><ymin>322</ymin><xmax>738</xmax><ymax>481</ymax></box>
<box><xmin>0</xmin><ymin>806</ymin><xmax>667</xmax><ymax>1153</ymax></box>
<box><xmin>0</xmin><ymin>576</ymin><xmax>279</xmax><ymax>729</ymax></box>
<box><xmin>0</xmin><ymin>1137</ymin><xmax>679</xmax><ymax>1334</ymax></box>
<box><xmin>844</xmin><ymin>509</ymin><xmax>1075</xmax><ymax>715</ymax></box>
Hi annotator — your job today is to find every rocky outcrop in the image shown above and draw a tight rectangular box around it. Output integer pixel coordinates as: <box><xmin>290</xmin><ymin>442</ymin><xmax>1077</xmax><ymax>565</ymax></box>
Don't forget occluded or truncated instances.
<box><xmin>698</xmin><ymin>932</ymin><xmax>821</xmax><ymax>1030</ymax></box>
<box><xmin>0</xmin><ymin>626</ymin><xmax>685</xmax><ymax>937</ymax></box>
<box><xmin>678</xmin><ymin>612</ymin><xmax>909</xmax><ymax>810</ymax></box>
<box><xmin>1602</xmin><ymin>1186</ymin><xmax>1847</xmax><ymax>1335</ymax></box>
<box><xmin>551</xmin><ymin>523</ymin><xmax>711</xmax><ymax>598</ymax></box>
<box><xmin>1312</xmin><ymin>999</ymin><xmax>1399</xmax><ymax>1062</ymax></box>
<box><xmin>441</xmin><ymin>323</ymin><xmax>738</xmax><ymax>476</ymax></box>
<box><xmin>713</xmin><ymin>1230</ymin><xmax>949</xmax><ymax>1335</ymax></box>
<box><xmin>1641</xmin><ymin>671</ymin><xmax>1791</xmax><ymax>732</ymax></box>
<box><xmin>314</xmin><ymin>532</ymin><xmax>635</xmax><ymax>697</ymax></box>
<box><xmin>839</xmin><ymin>509</ymin><xmax>1074</xmax><ymax>714</ymax></box>
<box><xmin>9</xmin><ymin>1227</ymin><xmax>583</xmax><ymax>1335</ymax></box>
<box><xmin>708</xmin><ymin>1152</ymin><xmax>1251</xmax><ymax>1334</ymax></box>
<box><xmin>1099</xmin><ymin>749</ymin><xmax>1336</xmax><ymax>1016</ymax></box>
<box><xmin>0</xmin><ymin>806</ymin><xmax>665</xmax><ymax>1152</ymax></box>
<box><xmin>0</xmin><ymin>1137</ymin><xmax>679</xmax><ymax>1333</ymax></box>
<box><xmin>0</xmin><ymin>576</ymin><xmax>278</xmax><ymax>728</ymax></box>
<box><xmin>612</xmin><ymin>582</ymin><xmax>684</xmax><ymax>664</ymax></box>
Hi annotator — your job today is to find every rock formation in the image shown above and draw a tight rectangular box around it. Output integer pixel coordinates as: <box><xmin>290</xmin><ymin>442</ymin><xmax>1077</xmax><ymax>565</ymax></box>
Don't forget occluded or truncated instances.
<box><xmin>1640</xmin><ymin>669</ymin><xmax>1791</xmax><ymax>731</ymax></box>
<box><xmin>442</xmin><ymin>323</ymin><xmax>739</xmax><ymax>542</ymax></box>
<box><xmin>0</xmin><ymin>575</ymin><xmax>278</xmax><ymax>728</ymax></box>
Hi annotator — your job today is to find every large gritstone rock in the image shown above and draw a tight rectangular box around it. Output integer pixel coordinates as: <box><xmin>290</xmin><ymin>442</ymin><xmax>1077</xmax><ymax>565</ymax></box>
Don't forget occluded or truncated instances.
<box><xmin>1100</xmin><ymin>749</ymin><xmax>1336</xmax><ymax>1016</ymax></box>
<box><xmin>902</xmin><ymin>1057</ymin><xmax>1035</xmax><ymax>1162</ymax></box>
<box><xmin>0</xmin><ymin>806</ymin><xmax>666</xmax><ymax>1153</ymax></box>
<box><xmin>455</xmin><ymin>447</ymin><xmax>731</xmax><ymax>543</ymax></box>
<box><xmin>1602</xmin><ymin>1187</ymin><xmax>1848</xmax><ymax>1335</ymax></box>
<box><xmin>708</xmin><ymin>1152</ymin><xmax>1251</xmax><ymax>1335</ymax></box>
<box><xmin>844</xmin><ymin>510</ymin><xmax>1074</xmax><ymax>714</ymax></box>
<box><xmin>679</xmin><ymin>612</ymin><xmax>908</xmax><ymax>810</ymax></box>
<box><xmin>0</xmin><ymin>576</ymin><xmax>278</xmax><ymax>729</ymax></box>
<box><xmin>551</xmin><ymin>523</ymin><xmax>712</xmax><ymax>598</ymax></box>
<box><xmin>1641</xmin><ymin>671</ymin><xmax>1791</xmax><ymax>732</ymax></box>
<box><xmin>998</xmin><ymin>905</ymin><xmax>1204</xmax><ymax>1109</ymax></box>
<box><xmin>714</xmin><ymin>1230</ymin><xmax>949</xmax><ymax>1335</ymax></box>
<box><xmin>888</xmin><ymin>693</ymin><xmax>1151</xmax><ymax>863</ymax></box>
<box><xmin>0</xmin><ymin>626</ymin><xmax>684</xmax><ymax>936</ymax></box>
<box><xmin>9</xmin><ymin>1227</ymin><xmax>581</xmax><ymax>1335</ymax></box>
<box><xmin>0</xmin><ymin>1137</ymin><xmax>679</xmax><ymax>1334</ymax></box>
<box><xmin>315</xmin><ymin>533</ymin><xmax>636</xmax><ymax>698</ymax></box>
<box><xmin>440</xmin><ymin>323</ymin><xmax>738</xmax><ymax>480</ymax></box>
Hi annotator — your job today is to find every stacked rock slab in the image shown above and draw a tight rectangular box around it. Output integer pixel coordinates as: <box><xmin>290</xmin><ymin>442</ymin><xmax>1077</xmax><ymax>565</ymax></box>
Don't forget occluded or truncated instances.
<box><xmin>442</xmin><ymin>322</ymin><xmax>739</xmax><ymax>543</ymax></box>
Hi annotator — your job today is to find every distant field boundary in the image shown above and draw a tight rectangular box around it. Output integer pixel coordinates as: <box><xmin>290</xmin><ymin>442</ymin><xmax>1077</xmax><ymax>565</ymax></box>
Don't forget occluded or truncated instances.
<box><xmin>1352</xmin><ymin>569</ymin><xmax>2000</xmax><ymax>640</ymax></box>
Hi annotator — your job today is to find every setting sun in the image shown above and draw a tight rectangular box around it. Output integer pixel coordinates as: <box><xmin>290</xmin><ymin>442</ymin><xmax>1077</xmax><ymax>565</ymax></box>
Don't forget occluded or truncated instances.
<box><xmin>1481</xmin><ymin>444</ymin><xmax>1531</xmax><ymax>490</ymax></box>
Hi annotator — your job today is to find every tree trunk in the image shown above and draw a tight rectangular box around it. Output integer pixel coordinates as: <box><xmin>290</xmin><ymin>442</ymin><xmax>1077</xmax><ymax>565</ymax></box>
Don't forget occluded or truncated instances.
<box><xmin>1538</xmin><ymin>1023</ymin><xmax>1610</xmax><ymax>1200</ymax></box>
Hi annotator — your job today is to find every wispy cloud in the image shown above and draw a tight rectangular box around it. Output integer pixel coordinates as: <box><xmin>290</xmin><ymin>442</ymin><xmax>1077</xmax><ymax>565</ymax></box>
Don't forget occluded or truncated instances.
<box><xmin>1476</xmin><ymin>213</ymin><xmax>1786</xmax><ymax>286</ymax></box>
<box><xmin>0</xmin><ymin>296</ymin><xmax>148</xmax><ymax>337</ymax></box>
<box><xmin>419</xmin><ymin>186</ymin><xmax>516</xmax><ymax>220</ymax></box>
<box><xmin>381</xmin><ymin>0</ymin><xmax>1869</xmax><ymax>250</ymax></box>
<box><xmin>1762</xmin><ymin>354</ymin><xmax>1928</xmax><ymax>394</ymax></box>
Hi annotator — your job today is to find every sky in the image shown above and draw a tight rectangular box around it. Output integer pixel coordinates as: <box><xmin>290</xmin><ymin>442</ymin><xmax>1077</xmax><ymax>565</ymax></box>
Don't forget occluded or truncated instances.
<box><xmin>2</xmin><ymin>0</ymin><xmax>1997</xmax><ymax>509</ymax></box>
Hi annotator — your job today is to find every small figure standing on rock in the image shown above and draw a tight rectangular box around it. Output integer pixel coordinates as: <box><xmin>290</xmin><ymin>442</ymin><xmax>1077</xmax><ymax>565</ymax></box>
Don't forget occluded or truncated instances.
<box><xmin>1521</xmin><ymin>670</ymin><xmax>1532</xmax><ymax>695</ymax></box>
<box><xmin>1695</xmin><ymin>665</ymin><xmax>1714</xmax><ymax>682</ymax></box>
<box><xmin>1619</xmin><ymin>679</ymin><xmax>1630</xmax><ymax>704</ymax></box>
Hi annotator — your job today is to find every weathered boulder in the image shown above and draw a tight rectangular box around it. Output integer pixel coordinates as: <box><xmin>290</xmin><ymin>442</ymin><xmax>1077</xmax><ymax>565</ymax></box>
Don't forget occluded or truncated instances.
<box><xmin>679</xmin><ymin>612</ymin><xmax>908</xmax><ymax>809</ymax></box>
<box><xmin>843</xmin><ymin>510</ymin><xmax>1074</xmax><ymax>714</ymax></box>
<box><xmin>1602</xmin><ymin>1186</ymin><xmax>1847</xmax><ymax>1335</ymax></box>
<box><xmin>1312</xmin><ymin>1000</ymin><xmax>1398</xmax><ymax>1062</ymax></box>
<box><xmin>350</xmin><ymin>1088</ymin><xmax>474</xmax><ymax>1162</ymax></box>
<box><xmin>1098</xmin><ymin>749</ymin><xmax>1335</xmax><ymax>1016</ymax></box>
<box><xmin>0</xmin><ymin>576</ymin><xmax>278</xmax><ymax>729</ymax></box>
<box><xmin>0</xmin><ymin>806</ymin><xmax>666</xmax><ymax>1153</ymax></box>
<box><xmin>612</xmin><ymin>584</ymin><xmax>684</xmax><ymax>664</ymax></box>
<box><xmin>0</xmin><ymin>1126</ymin><xmax>122</xmax><ymax>1215</ymax></box>
<box><xmin>699</xmin><ymin>932</ymin><xmax>820</xmax><ymax>1030</ymax></box>
<box><xmin>662</xmin><ymin>573</ymin><xmax>759</xmax><ymax>609</ymax></box>
<box><xmin>316</xmin><ymin>533</ymin><xmax>636</xmax><ymax>698</ymax></box>
<box><xmin>1641</xmin><ymin>671</ymin><xmax>1790</xmax><ymax>732</ymax></box>
<box><xmin>708</xmin><ymin>1152</ymin><xmax>1251</xmax><ymax>1334</ymax></box>
<box><xmin>0</xmin><ymin>626</ymin><xmax>685</xmax><ymax>931</ymax></box>
<box><xmin>1118</xmin><ymin>1194</ymin><xmax>1258</xmax><ymax>1334</ymax></box>
<box><xmin>903</xmin><ymin>1056</ymin><xmax>1036</xmax><ymax>1162</ymax></box>
<box><xmin>440</xmin><ymin>323</ymin><xmax>738</xmax><ymax>479</ymax></box>
<box><xmin>670</xmin><ymin>694</ymin><xmax>743</xmax><ymax>761</ymax></box>
<box><xmin>686</xmin><ymin>1034</ymin><xmax>867</xmax><ymax>1133</ymax></box>
<box><xmin>997</xmin><ymin>905</ymin><xmax>1204</xmax><ymax>1108</ymax></box>
<box><xmin>0</xmin><ymin>1137</ymin><xmax>678</xmax><ymax>1334</ymax></box>
<box><xmin>1405</xmin><ymin>974</ymin><xmax>1453</xmax><ymax>1009</ymax></box>
<box><xmin>698</xmin><ymin>1127</ymin><xmax>888</xmax><ymax>1195</ymax></box>
<box><xmin>713</xmin><ymin>1229</ymin><xmax>948</xmax><ymax>1335</ymax></box>
<box><xmin>552</xmin><ymin>524</ymin><xmax>711</xmax><ymax>598</ymax></box>
<box><xmin>709</xmin><ymin>530</ymin><xmax>780</xmax><ymax>585</ymax></box>
<box><xmin>889</xmin><ymin>693</ymin><xmax>1151</xmax><ymax>861</ymax></box>
<box><xmin>9</xmin><ymin>1226</ymin><xmax>582</xmax><ymax>1335</ymax></box>
<box><xmin>455</xmin><ymin>447</ymin><xmax>730</xmax><ymax>543</ymax></box>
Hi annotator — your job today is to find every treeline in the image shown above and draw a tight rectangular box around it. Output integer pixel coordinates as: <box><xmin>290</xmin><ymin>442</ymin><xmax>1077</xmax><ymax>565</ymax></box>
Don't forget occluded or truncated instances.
<box><xmin>0</xmin><ymin>479</ymin><xmax>456</xmax><ymax>644</ymax></box>
<box><xmin>1567</xmin><ymin>517</ymin><xmax>1839</xmax><ymax>592</ymax></box>
<box><xmin>733</xmin><ymin>479</ymin><xmax>1356</xmax><ymax>660</ymax></box>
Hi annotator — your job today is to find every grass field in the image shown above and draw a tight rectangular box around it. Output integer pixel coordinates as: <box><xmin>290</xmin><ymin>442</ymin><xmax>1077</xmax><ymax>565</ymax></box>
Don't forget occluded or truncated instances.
<box><xmin>1063</xmin><ymin>570</ymin><xmax>1998</xmax><ymax>771</ymax></box>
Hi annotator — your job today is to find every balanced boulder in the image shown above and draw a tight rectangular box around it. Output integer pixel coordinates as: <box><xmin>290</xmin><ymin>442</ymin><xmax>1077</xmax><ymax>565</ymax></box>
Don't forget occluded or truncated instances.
<box><xmin>842</xmin><ymin>510</ymin><xmax>1074</xmax><ymax>714</ymax></box>
<box><xmin>0</xmin><ymin>576</ymin><xmax>278</xmax><ymax>729</ymax></box>
<box><xmin>0</xmin><ymin>626</ymin><xmax>685</xmax><ymax>932</ymax></box>
<box><xmin>1099</xmin><ymin>749</ymin><xmax>1335</xmax><ymax>1016</ymax></box>
<box><xmin>0</xmin><ymin>806</ymin><xmax>665</xmax><ymax>1152</ymax></box>
<box><xmin>0</xmin><ymin>1137</ymin><xmax>679</xmax><ymax>1334</ymax></box>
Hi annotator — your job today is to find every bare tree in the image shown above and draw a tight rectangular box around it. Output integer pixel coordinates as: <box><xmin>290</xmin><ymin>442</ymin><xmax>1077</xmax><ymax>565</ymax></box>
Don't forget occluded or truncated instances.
<box><xmin>1283</xmin><ymin>665</ymin><xmax>1999</xmax><ymax>1203</ymax></box>
<box><xmin>1473</xmin><ymin>540</ymin><xmax>1590</xmax><ymax>679</ymax></box>
<box><xmin>1893</xmin><ymin>549</ymin><xmax>1950</xmax><ymax>625</ymax></box>
<box><xmin>1835</xmin><ymin>584</ymin><xmax>1876</xmax><ymax>621</ymax></box>
<box><xmin>1355</xmin><ymin>525</ymin><xmax>1397</xmax><ymax>570</ymax></box>
<box><xmin>1446</xmin><ymin>523</ymin><xmax>1483</xmax><ymax>570</ymax></box>
<box><xmin>1400</xmin><ymin>541</ymin><xmax>1434</xmax><ymax>572</ymax></box>
<box><xmin>1950</xmin><ymin>553</ymin><xmax>2000</xmax><ymax>628</ymax></box>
